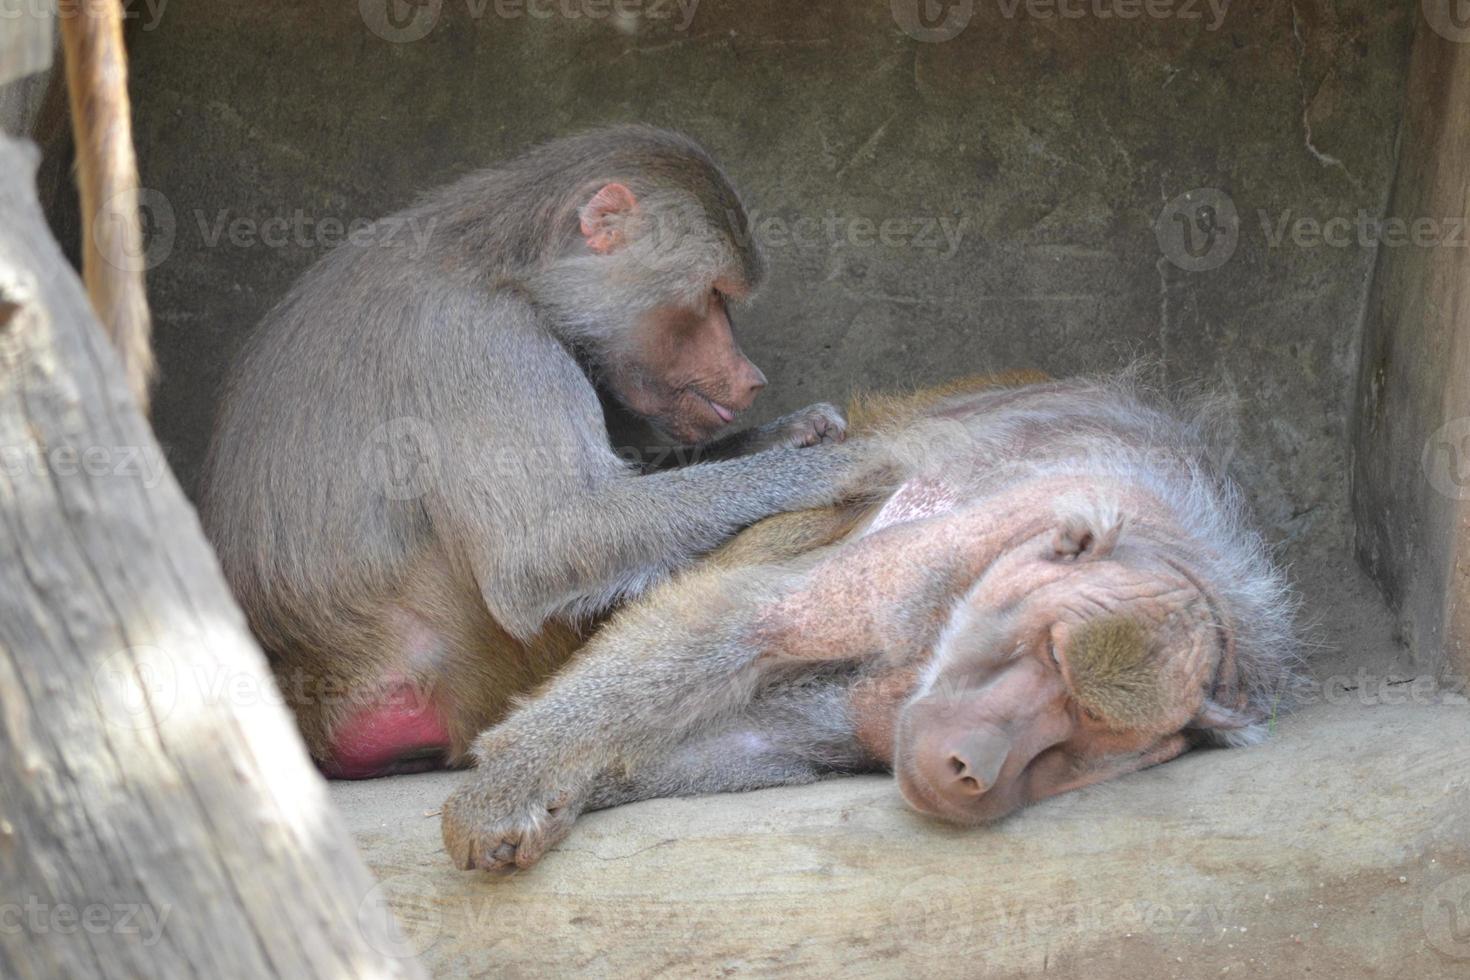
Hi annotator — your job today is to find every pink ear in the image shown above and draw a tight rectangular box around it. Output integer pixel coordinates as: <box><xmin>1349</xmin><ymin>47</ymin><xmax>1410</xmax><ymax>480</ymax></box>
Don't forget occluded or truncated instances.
<box><xmin>1193</xmin><ymin>699</ymin><xmax>1261</xmax><ymax>730</ymax></box>
<box><xmin>579</xmin><ymin>182</ymin><xmax>638</xmax><ymax>254</ymax></box>
<box><xmin>1049</xmin><ymin>507</ymin><xmax>1124</xmax><ymax>562</ymax></box>
<box><xmin>1190</xmin><ymin>698</ymin><xmax>1269</xmax><ymax>747</ymax></box>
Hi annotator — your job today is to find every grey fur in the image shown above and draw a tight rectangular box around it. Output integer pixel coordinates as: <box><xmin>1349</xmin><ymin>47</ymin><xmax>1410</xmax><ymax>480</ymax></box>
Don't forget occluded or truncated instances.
<box><xmin>200</xmin><ymin>125</ymin><xmax>865</xmax><ymax>664</ymax></box>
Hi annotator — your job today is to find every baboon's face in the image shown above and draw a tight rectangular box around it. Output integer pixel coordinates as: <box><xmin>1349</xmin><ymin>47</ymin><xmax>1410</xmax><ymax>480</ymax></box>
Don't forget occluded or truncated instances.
<box><xmin>610</xmin><ymin>284</ymin><xmax>767</xmax><ymax>444</ymax></box>
<box><xmin>576</xmin><ymin>181</ymin><xmax>767</xmax><ymax>444</ymax></box>
<box><xmin>893</xmin><ymin>542</ymin><xmax>1222</xmax><ymax>825</ymax></box>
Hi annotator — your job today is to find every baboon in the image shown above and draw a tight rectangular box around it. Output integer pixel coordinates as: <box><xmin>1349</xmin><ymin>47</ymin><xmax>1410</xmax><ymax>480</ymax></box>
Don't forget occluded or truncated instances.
<box><xmin>440</xmin><ymin>373</ymin><xmax>1300</xmax><ymax>872</ymax></box>
<box><xmin>59</xmin><ymin>0</ymin><xmax>155</xmax><ymax>410</ymax></box>
<box><xmin>200</xmin><ymin>126</ymin><xmax>870</xmax><ymax>776</ymax></box>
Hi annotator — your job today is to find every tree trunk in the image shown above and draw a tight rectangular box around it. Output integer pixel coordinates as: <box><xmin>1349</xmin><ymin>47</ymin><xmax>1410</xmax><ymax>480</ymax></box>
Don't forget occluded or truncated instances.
<box><xmin>0</xmin><ymin>134</ymin><xmax>426</xmax><ymax>980</ymax></box>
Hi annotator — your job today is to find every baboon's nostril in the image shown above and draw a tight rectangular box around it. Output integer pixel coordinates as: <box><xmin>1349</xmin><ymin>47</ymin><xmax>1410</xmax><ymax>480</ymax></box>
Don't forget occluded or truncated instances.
<box><xmin>939</xmin><ymin>729</ymin><xmax>1011</xmax><ymax>799</ymax></box>
<box><xmin>946</xmin><ymin>753</ymin><xmax>987</xmax><ymax>795</ymax></box>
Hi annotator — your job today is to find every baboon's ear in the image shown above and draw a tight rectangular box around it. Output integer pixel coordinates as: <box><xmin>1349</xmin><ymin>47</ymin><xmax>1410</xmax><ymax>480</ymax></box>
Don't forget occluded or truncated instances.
<box><xmin>579</xmin><ymin>183</ymin><xmax>638</xmax><ymax>254</ymax></box>
<box><xmin>1190</xmin><ymin>699</ymin><xmax>1268</xmax><ymax>747</ymax></box>
<box><xmin>1049</xmin><ymin>504</ymin><xmax>1124</xmax><ymax>562</ymax></box>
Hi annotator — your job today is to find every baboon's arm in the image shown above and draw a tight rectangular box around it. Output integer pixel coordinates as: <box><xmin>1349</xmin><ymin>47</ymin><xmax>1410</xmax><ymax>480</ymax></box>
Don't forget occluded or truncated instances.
<box><xmin>428</xmin><ymin>297</ymin><xmax>874</xmax><ymax>640</ymax></box>
<box><xmin>439</xmin><ymin>561</ymin><xmax>844</xmax><ymax>870</ymax></box>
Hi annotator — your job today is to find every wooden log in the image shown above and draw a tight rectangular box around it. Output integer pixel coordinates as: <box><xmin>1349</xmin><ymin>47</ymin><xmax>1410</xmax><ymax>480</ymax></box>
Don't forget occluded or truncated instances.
<box><xmin>1351</xmin><ymin>14</ymin><xmax>1470</xmax><ymax>679</ymax></box>
<box><xmin>0</xmin><ymin>133</ymin><xmax>426</xmax><ymax>980</ymax></box>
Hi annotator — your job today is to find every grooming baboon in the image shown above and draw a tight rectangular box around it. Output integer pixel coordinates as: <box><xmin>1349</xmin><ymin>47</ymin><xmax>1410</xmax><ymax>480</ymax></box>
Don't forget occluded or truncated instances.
<box><xmin>440</xmin><ymin>373</ymin><xmax>1300</xmax><ymax>872</ymax></box>
<box><xmin>59</xmin><ymin>0</ymin><xmax>155</xmax><ymax>410</ymax></box>
<box><xmin>200</xmin><ymin>126</ymin><xmax>868</xmax><ymax>775</ymax></box>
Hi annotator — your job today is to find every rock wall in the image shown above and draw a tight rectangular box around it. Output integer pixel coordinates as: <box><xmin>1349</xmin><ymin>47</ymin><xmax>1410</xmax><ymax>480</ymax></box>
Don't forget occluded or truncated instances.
<box><xmin>125</xmin><ymin>1</ymin><xmax>1415</xmax><ymax>580</ymax></box>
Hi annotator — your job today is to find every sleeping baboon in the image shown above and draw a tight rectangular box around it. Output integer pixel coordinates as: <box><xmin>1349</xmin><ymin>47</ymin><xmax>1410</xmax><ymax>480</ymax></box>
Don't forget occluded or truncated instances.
<box><xmin>440</xmin><ymin>373</ymin><xmax>1300</xmax><ymax>872</ymax></box>
<box><xmin>200</xmin><ymin>126</ymin><xmax>871</xmax><ymax>776</ymax></box>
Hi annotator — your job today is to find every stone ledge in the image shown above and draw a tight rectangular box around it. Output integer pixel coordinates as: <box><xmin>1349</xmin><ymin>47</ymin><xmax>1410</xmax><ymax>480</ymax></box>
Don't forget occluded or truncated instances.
<box><xmin>331</xmin><ymin>703</ymin><xmax>1470</xmax><ymax>979</ymax></box>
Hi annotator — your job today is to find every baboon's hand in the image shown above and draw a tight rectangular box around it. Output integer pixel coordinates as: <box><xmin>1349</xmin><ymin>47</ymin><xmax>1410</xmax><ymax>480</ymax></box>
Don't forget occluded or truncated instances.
<box><xmin>440</xmin><ymin>745</ymin><xmax>584</xmax><ymax>873</ymax></box>
<box><xmin>760</xmin><ymin>402</ymin><xmax>848</xmax><ymax>451</ymax></box>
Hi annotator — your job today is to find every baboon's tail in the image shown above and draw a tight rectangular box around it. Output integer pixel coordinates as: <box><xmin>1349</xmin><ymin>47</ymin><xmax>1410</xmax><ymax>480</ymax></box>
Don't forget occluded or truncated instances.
<box><xmin>60</xmin><ymin>0</ymin><xmax>154</xmax><ymax>412</ymax></box>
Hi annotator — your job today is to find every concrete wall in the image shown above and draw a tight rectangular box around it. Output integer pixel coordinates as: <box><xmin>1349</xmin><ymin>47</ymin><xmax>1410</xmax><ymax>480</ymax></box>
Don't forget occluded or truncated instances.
<box><xmin>126</xmin><ymin>1</ymin><xmax>1415</xmax><ymax>578</ymax></box>
<box><xmin>1353</xmin><ymin>12</ymin><xmax>1470</xmax><ymax>677</ymax></box>
<box><xmin>0</xmin><ymin>2</ymin><xmax>50</xmax><ymax>98</ymax></box>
